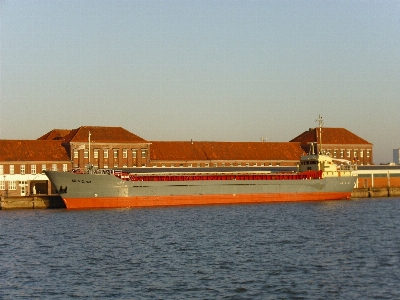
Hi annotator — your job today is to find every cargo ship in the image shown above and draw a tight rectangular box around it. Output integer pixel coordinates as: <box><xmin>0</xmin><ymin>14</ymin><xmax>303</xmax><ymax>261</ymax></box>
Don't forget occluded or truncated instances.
<box><xmin>45</xmin><ymin>153</ymin><xmax>357</xmax><ymax>209</ymax></box>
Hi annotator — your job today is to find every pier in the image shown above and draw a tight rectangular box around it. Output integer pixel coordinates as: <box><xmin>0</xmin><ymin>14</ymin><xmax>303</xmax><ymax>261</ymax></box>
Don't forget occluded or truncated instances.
<box><xmin>0</xmin><ymin>195</ymin><xmax>65</xmax><ymax>209</ymax></box>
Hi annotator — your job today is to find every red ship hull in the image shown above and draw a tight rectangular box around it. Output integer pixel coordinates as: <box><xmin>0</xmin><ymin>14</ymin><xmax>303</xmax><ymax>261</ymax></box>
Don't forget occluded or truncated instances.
<box><xmin>62</xmin><ymin>192</ymin><xmax>351</xmax><ymax>209</ymax></box>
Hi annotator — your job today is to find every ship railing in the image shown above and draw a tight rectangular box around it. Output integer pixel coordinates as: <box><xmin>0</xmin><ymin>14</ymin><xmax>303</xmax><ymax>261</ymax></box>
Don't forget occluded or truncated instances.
<box><xmin>117</xmin><ymin>170</ymin><xmax>323</xmax><ymax>182</ymax></box>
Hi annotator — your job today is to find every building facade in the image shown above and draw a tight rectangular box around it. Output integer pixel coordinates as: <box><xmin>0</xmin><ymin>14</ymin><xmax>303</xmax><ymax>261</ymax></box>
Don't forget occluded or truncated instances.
<box><xmin>1</xmin><ymin>125</ymin><xmax>374</xmax><ymax>197</ymax></box>
<box><xmin>0</xmin><ymin>140</ymin><xmax>70</xmax><ymax>197</ymax></box>
<box><xmin>290</xmin><ymin>127</ymin><xmax>373</xmax><ymax>165</ymax></box>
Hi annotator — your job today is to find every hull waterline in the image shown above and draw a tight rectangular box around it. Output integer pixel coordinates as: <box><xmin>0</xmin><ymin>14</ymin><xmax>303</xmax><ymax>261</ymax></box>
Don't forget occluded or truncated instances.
<box><xmin>62</xmin><ymin>192</ymin><xmax>352</xmax><ymax>209</ymax></box>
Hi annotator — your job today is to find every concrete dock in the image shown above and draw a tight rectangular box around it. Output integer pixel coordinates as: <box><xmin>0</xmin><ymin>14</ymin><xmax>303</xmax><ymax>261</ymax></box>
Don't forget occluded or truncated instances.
<box><xmin>0</xmin><ymin>195</ymin><xmax>65</xmax><ymax>209</ymax></box>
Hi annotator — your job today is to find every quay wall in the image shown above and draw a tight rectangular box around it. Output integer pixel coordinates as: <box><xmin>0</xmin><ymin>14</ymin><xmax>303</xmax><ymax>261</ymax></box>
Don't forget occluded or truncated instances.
<box><xmin>351</xmin><ymin>188</ymin><xmax>400</xmax><ymax>198</ymax></box>
<box><xmin>0</xmin><ymin>195</ymin><xmax>65</xmax><ymax>210</ymax></box>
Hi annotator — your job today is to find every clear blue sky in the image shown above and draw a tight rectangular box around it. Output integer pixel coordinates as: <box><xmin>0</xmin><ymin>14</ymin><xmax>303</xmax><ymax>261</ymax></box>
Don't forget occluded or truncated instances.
<box><xmin>1</xmin><ymin>0</ymin><xmax>399</xmax><ymax>164</ymax></box>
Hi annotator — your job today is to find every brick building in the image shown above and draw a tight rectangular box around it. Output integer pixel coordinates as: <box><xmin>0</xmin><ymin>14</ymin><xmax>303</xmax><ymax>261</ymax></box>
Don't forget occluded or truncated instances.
<box><xmin>0</xmin><ymin>140</ymin><xmax>70</xmax><ymax>197</ymax></box>
<box><xmin>149</xmin><ymin>141</ymin><xmax>304</xmax><ymax>167</ymax></box>
<box><xmin>290</xmin><ymin>127</ymin><xmax>373</xmax><ymax>165</ymax></box>
<box><xmin>39</xmin><ymin>126</ymin><xmax>151</xmax><ymax>169</ymax></box>
<box><xmin>1</xmin><ymin>125</ymin><xmax>373</xmax><ymax>196</ymax></box>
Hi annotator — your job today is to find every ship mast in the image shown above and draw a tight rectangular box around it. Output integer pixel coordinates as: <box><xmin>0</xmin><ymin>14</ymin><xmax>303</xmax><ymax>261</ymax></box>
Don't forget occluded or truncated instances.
<box><xmin>316</xmin><ymin>115</ymin><xmax>323</xmax><ymax>154</ymax></box>
<box><xmin>88</xmin><ymin>131</ymin><xmax>91</xmax><ymax>169</ymax></box>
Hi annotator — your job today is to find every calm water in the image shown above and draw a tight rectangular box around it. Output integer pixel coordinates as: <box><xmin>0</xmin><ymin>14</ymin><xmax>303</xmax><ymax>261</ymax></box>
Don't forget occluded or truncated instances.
<box><xmin>1</xmin><ymin>198</ymin><xmax>400</xmax><ymax>299</ymax></box>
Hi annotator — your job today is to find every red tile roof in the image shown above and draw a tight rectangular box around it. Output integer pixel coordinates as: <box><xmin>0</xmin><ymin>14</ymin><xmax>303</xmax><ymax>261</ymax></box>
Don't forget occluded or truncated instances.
<box><xmin>64</xmin><ymin>126</ymin><xmax>147</xmax><ymax>143</ymax></box>
<box><xmin>150</xmin><ymin>141</ymin><xmax>305</xmax><ymax>161</ymax></box>
<box><xmin>290</xmin><ymin>128</ymin><xmax>372</xmax><ymax>145</ymax></box>
<box><xmin>37</xmin><ymin>129</ymin><xmax>73</xmax><ymax>141</ymax></box>
<box><xmin>40</xmin><ymin>126</ymin><xmax>147</xmax><ymax>143</ymax></box>
<box><xmin>0</xmin><ymin>140</ymin><xmax>70</xmax><ymax>162</ymax></box>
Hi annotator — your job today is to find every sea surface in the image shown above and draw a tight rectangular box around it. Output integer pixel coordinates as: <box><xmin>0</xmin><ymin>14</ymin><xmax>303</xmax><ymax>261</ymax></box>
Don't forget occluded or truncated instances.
<box><xmin>1</xmin><ymin>198</ymin><xmax>400</xmax><ymax>299</ymax></box>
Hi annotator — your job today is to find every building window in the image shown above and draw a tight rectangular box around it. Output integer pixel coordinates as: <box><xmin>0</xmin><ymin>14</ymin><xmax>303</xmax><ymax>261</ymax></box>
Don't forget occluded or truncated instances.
<box><xmin>141</xmin><ymin>150</ymin><xmax>147</xmax><ymax>158</ymax></box>
<box><xmin>347</xmin><ymin>150</ymin><xmax>350</xmax><ymax>158</ymax></box>
<box><xmin>360</xmin><ymin>150</ymin><xmax>364</xmax><ymax>158</ymax></box>
<box><xmin>113</xmin><ymin>149</ymin><xmax>119</xmax><ymax>158</ymax></box>
<box><xmin>20</xmin><ymin>165</ymin><xmax>26</xmax><ymax>175</ymax></box>
<box><xmin>0</xmin><ymin>165</ymin><xmax>3</xmax><ymax>175</ymax></box>
<box><xmin>84</xmin><ymin>149</ymin><xmax>88</xmax><ymax>158</ymax></box>
<box><xmin>10</xmin><ymin>165</ymin><xmax>14</xmax><ymax>175</ymax></box>
<box><xmin>94</xmin><ymin>149</ymin><xmax>99</xmax><ymax>159</ymax></box>
<box><xmin>333</xmin><ymin>150</ymin><xmax>337</xmax><ymax>158</ymax></box>
<box><xmin>9</xmin><ymin>181</ymin><xmax>17</xmax><ymax>190</ymax></box>
<box><xmin>132</xmin><ymin>149</ymin><xmax>137</xmax><ymax>158</ymax></box>
<box><xmin>123</xmin><ymin>149</ymin><xmax>128</xmax><ymax>158</ymax></box>
<box><xmin>31</xmin><ymin>165</ymin><xmax>36</xmax><ymax>175</ymax></box>
<box><xmin>74</xmin><ymin>150</ymin><xmax>79</xmax><ymax>158</ymax></box>
<box><xmin>340</xmin><ymin>150</ymin><xmax>344</xmax><ymax>158</ymax></box>
<box><xmin>52</xmin><ymin>164</ymin><xmax>57</xmax><ymax>171</ymax></box>
<box><xmin>367</xmin><ymin>150</ymin><xmax>370</xmax><ymax>158</ymax></box>
<box><xmin>354</xmin><ymin>150</ymin><xmax>357</xmax><ymax>158</ymax></box>
<box><xmin>63</xmin><ymin>164</ymin><xmax>68</xmax><ymax>172</ymax></box>
<box><xmin>0</xmin><ymin>181</ymin><xmax>4</xmax><ymax>190</ymax></box>
<box><xmin>104</xmin><ymin>149</ymin><xmax>109</xmax><ymax>159</ymax></box>
<box><xmin>42</xmin><ymin>164</ymin><xmax>46</xmax><ymax>172</ymax></box>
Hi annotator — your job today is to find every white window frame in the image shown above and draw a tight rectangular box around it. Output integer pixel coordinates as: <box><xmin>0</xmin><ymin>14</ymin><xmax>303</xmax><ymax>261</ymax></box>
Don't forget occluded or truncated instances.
<box><xmin>84</xmin><ymin>149</ymin><xmax>88</xmax><ymax>158</ymax></box>
<box><xmin>94</xmin><ymin>149</ymin><xmax>99</xmax><ymax>159</ymax></box>
<box><xmin>123</xmin><ymin>149</ymin><xmax>128</xmax><ymax>158</ymax></box>
<box><xmin>74</xmin><ymin>149</ymin><xmax>79</xmax><ymax>158</ymax></box>
<box><xmin>31</xmin><ymin>165</ymin><xmax>36</xmax><ymax>175</ymax></box>
<box><xmin>104</xmin><ymin>149</ymin><xmax>109</xmax><ymax>159</ymax></box>
<box><xmin>63</xmin><ymin>164</ymin><xmax>68</xmax><ymax>172</ymax></box>
<box><xmin>113</xmin><ymin>149</ymin><xmax>118</xmax><ymax>158</ymax></box>
<box><xmin>9</xmin><ymin>181</ymin><xmax>17</xmax><ymax>190</ymax></box>
<box><xmin>20</xmin><ymin>165</ymin><xmax>26</xmax><ymax>175</ymax></box>
<box><xmin>0</xmin><ymin>165</ymin><xmax>3</xmax><ymax>175</ymax></box>
<box><xmin>10</xmin><ymin>165</ymin><xmax>14</xmax><ymax>175</ymax></box>
<box><xmin>132</xmin><ymin>149</ymin><xmax>137</xmax><ymax>158</ymax></box>
<box><xmin>0</xmin><ymin>181</ymin><xmax>4</xmax><ymax>190</ymax></box>
<box><xmin>42</xmin><ymin>164</ymin><xmax>46</xmax><ymax>172</ymax></box>
<box><xmin>52</xmin><ymin>164</ymin><xmax>57</xmax><ymax>171</ymax></box>
<box><xmin>141</xmin><ymin>150</ymin><xmax>147</xmax><ymax>159</ymax></box>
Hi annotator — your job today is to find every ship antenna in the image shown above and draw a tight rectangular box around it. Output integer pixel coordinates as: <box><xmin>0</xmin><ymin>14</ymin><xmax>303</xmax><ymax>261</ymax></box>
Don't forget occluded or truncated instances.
<box><xmin>88</xmin><ymin>130</ymin><xmax>92</xmax><ymax>172</ymax></box>
<box><xmin>316</xmin><ymin>115</ymin><xmax>324</xmax><ymax>154</ymax></box>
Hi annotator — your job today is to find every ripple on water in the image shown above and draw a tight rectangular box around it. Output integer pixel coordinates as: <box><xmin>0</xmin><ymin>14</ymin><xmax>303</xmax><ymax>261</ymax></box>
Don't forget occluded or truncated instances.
<box><xmin>0</xmin><ymin>198</ymin><xmax>400</xmax><ymax>299</ymax></box>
